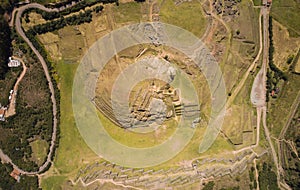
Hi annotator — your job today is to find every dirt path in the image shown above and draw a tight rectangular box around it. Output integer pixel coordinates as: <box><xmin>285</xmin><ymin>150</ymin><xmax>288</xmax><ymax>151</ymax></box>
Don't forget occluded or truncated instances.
<box><xmin>5</xmin><ymin>56</ymin><xmax>27</xmax><ymax>117</ymax></box>
<box><xmin>261</xmin><ymin>106</ymin><xmax>281</xmax><ymax>186</ymax></box>
<box><xmin>148</xmin><ymin>0</ymin><xmax>156</xmax><ymax>22</ymax></box>
<box><xmin>250</xmin><ymin>2</ymin><xmax>282</xmax><ymax>187</ymax></box>
<box><xmin>253</xmin><ymin>158</ymin><xmax>260</xmax><ymax>190</ymax></box>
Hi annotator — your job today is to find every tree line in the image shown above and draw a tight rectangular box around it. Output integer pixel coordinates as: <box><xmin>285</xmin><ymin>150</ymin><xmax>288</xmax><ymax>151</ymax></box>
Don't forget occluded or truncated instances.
<box><xmin>266</xmin><ymin>16</ymin><xmax>288</xmax><ymax>101</ymax></box>
<box><xmin>0</xmin><ymin>29</ymin><xmax>61</xmax><ymax>173</ymax></box>
<box><xmin>25</xmin><ymin>0</ymin><xmax>117</xmax><ymax>21</ymax></box>
<box><xmin>258</xmin><ymin>162</ymin><xmax>279</xmax><ymax>190</ymax></box>
<box><xmin>28</xmin><ymin>9</ymin><xmax>94</xmax><ymax>35</ymax></box>
<box><xmin>0</xmin><ymin>0</ymin><xmax>21</xmax><ymax>79</ymax></box>
<box><xmin>44</xmin><ymin>0</ymin><xmax>116</xmax><ymax>9</ymax></box>
<box><xmin>0</xmin><ymin>16</ymin><xmax>12</xmax><ymax>79</ymax></box>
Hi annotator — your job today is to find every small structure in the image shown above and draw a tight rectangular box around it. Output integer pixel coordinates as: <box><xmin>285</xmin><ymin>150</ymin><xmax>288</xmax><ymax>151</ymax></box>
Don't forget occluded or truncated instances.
<box><xmin>10</xmin><ymin>168</ymin><xmax>21</xmax><ymax>182</ymax></box>
<box><xmin>271</xmin><ymin>90</ymin><xmax>275</xmax><ymax>97</ymax></box>
<box><xmin>8</xmin><ymin>57</ymin><xmax>21</xmax><ymax>67</ymax></box>
<box><xmin>0</xmin><ymin>107</ymin><xmax>6</xmax><ymax>121</ymax></box>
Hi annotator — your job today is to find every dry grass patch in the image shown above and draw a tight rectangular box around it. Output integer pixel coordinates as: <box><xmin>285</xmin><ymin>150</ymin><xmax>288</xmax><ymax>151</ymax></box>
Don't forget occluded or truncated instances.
<box><xmin>272</xmin><ymin>20</ymin><xmax>300</xmax><ymax>72</ymax></box>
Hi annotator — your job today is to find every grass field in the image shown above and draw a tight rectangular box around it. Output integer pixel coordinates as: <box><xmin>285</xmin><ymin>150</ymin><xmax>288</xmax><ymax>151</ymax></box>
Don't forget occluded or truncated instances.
<box><xmin>159</xmin><ymin>0</ymin><xmax>207</xmax><ymax>38</ymax></box>
<box><xmin>30</xmin><ymin>139</ymin><xmax>49</xmax><ymax>166</ymax></box>
<box><xmin>272</xmin><ymin>20</ymin><xmax>300</xmax><ymax>71</ymax></box>
<box><xmin>223</xmin><ymin>0</ymin><xmax>260</xmax><ymax>93</ymax></box>
<box><xmin>39</xmin><ymin>38</ymin><xmax>232</xmax><ymax>189</ymax></box>
<box><xmin>252</xmin><ymin>0</ymin><xmax>261</xmax><ymax>6</ymax></box>
<box><xmin>53</xmin><ymin>61</ymin><xmax>99</xmax><ymax>173</ymax></box>
<box><xmin>58</xmin><ymin>27</ymin><xmax>85</xmax><ymax>64</ymax></box>
<box><xmin>237</xmin><ymin>1</ymin><xmax>260</xmax><ymax>45</ymax></box>
<box><xmin>40</xmin><ymin>54</ymin><xmax>233</xmax><ymax>188</ymax></box>
<box><xmin>268</xmin><ymin>17</ymin><xmax>300</xmax><ymax>137</ymax></box>
<box><xmin>113</xmin><ymin>2</ymin><xmax>143</xmax><ymax>24</ymax></box>
<box><xmin>41</xmin><ymin>61</ymin><xmax>100</xmax><ymax>190</ymax></box>
<box><xmin>271</xmin><ymin>0</ymin><xmax>300</xmax><ymax>37</ymax></box>
<box><xmin>38</xmin><ymin>26</ymin><xmax>85</xmax><ymax>64</ymax></box>
<box><xmin>268</xmin><ymin>73</ymin><xmax>300</xmax><ymax>137</ymax></box>
<box><xmin>38</xmin><ymin>32</ymin><xmax>61</xmax><ymax>61</ymax></box>
<box><xmin>23</xmin><ymin>12</ymin><xmax>46</xmax><ymax>29</ymax></box>
<box><xmin>41</xmin><ymin>175</ymin><xmax>67</xmax><ymax>190</ymax></box>
<box><xmin>99</xmin><ymin>110</ymin><xmax>178</xmax><ymax>148</ymax></box>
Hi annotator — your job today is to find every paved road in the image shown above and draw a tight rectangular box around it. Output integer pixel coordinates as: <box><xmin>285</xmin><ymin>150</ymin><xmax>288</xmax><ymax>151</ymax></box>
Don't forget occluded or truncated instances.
<box><xmin>0</xmin><ymin>3</ymin><xmax>60</xmax><ymax>175</ymax></box>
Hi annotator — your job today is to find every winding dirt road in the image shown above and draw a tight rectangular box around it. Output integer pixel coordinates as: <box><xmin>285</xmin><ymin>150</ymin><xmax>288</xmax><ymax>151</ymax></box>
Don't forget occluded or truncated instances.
<box><xmin>0</xmin><ymin>3</ymin><xmax>60</xmax><ymax>175</ymax></box>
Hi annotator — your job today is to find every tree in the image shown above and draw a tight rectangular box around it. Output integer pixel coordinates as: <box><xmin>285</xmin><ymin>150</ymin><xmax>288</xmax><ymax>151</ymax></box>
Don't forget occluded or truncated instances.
<box><xmin>0</xmin><ymin>15</ymin><xmax>11</xmax><ymax>79</ymax></box>
<box><xmin>203</xmin><ymin>181</ymin><xmax>215</xmax><ymax>190</ymax></box>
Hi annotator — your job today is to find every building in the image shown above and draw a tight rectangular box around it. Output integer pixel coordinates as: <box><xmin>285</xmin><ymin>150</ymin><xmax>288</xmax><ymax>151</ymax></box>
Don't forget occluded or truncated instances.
<box><xmin>8</xmin><ymin>57</ymin><xmax>21</xmax><ymax>67</ymax></box>
<box><xmin>10</xmin><ymin>168</ymin><xmax>21</xmax><ymax>182</ymax></box>
<box><xmin>0</xmin><ymin>107</ymin><xmax>6</xmax><ymax>121</ymax></box>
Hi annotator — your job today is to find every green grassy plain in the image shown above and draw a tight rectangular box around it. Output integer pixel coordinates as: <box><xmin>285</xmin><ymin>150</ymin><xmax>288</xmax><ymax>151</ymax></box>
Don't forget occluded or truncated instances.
<box><xmin>41</xmin><ymin>61</ymin><xmax>100</xmax><ymax>189</ymax></box>
<box><xmin>252</xmin><ymin>0</ymin><xmax>261</xmax><ymax>6</ymax></box>
<box><xmin>41</xmin><ymin>175</ymin><xmax>67</xmax><ymax>190</ymax></box>
<box><xmin>272</xmin><ymin>20</ymin><xmax>300</xmax><ymax>71</ymax></box>
<box><xmin>113</xmin><ymin>2</ymin><xmax>143</xmax><ymax>23</ymax></box>
<box><xmin>267</xmin><ymin>74</ymin><xmax>300</xmax><ymax>137</ymax></box>
<box><xmin>159</xmin><ymin>0</ymin><xmax>207</xmax><ymax>38</ymax></box>
<box><xmin>53</xmin><ymin>61</ymin><xmax>99</xmax><ymax>173</ymax></box>
<box><xmin>100</xmin><ymin>111</ymin><xmax>178</xmax><ymax>148</ymax></box>
<box><xmin>271</xmin><ymin>0</ymin><xmax>300</xmax><ymax>37</ymax></box>
<box><xmin>30</xmin><ymin>139</ymin><xmax>49</xmax><ymax>166</ymax></box>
